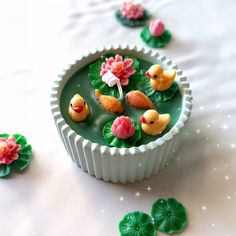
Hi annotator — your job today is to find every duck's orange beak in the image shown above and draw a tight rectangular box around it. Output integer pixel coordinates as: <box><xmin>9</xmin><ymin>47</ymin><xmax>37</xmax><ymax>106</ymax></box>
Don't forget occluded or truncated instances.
<box><xmin>145</xmin><ymin>70</ymin><xmax>151</xmax><ymax>79</ymax></box>
<box><xmin>72</xmin><ymin>105</ymin><xmax>84</xmax><ymax>113</ymax></box>
<box><xmin>140</xmin><ymin>116</ymin><xmax>147</xmax><ymax>124</ymax></box>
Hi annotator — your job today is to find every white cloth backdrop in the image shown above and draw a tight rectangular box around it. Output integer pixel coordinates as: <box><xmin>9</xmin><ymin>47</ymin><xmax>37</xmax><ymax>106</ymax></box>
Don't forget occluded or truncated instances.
<box><xmin>0</xmin><ymin>0</ymin><xmax>236</xmax><ymax>235</ymax></box>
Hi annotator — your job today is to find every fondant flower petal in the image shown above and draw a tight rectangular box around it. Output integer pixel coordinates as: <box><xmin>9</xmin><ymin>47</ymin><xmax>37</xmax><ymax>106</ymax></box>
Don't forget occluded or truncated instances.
<box><xmin>124</xmin><ymin>58</ymin><xmax>133</xmax><ymax>68</ymax></box>
<box><xmin>115</xmin><ymin>55</ymin><xmax>123</xmax><ymax>62</ymax></box>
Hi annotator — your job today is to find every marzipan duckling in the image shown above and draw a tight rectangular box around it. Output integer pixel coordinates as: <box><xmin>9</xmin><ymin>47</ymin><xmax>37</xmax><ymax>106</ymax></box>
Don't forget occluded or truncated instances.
<box><xmin>95</xmin><ymin>89</ymin><xmax>124</xmax><ymax>114</ymax></box>
<box><xmin>140</xmin><ymin>109</ymin><xmax>170</xmax><ymax>135</ymax></box>
<box><xmin>145</xmin><ymin>64</ymin><xmax>176</xmax><ymax>91</ymax></box>
<box><xmin>68</xmin><ymin>94</ymin><xmax>90</xmax><ymax>122</ymax></box>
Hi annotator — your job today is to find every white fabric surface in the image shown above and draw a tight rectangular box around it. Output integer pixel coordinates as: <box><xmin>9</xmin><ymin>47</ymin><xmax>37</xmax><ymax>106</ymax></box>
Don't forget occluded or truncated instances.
<box><xmin>0</xmin><ymin>0</ymin><xmax>236</xmax><ymax>235</ymax></box>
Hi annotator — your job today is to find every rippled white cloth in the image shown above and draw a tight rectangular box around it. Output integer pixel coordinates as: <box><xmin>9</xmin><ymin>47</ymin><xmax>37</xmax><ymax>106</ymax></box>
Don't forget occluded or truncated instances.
<box><xmin>0</xmin><ymin>0</ymin><xmax>236</xmax><ymax>235</ymax></box>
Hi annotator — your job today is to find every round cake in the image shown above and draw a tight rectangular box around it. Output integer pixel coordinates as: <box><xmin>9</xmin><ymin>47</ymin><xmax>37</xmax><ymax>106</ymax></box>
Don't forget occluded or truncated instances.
<box><xmin>50</xmin><ymin>45</ymin><xmax>192</xmax><ymax>183</ymax></box>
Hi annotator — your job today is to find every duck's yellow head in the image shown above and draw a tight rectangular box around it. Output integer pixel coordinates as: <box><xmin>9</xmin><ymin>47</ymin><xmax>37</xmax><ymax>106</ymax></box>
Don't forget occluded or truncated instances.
<box><xmin>70</xmin><ymin>94</ymin><xmax>86</xmax><ymax>113</ymax></box>
<box><xmin>145</xmin><ymin>64</ymin><xmax>163</xmax><ymax>80</ymax></box>
<box><xmin>141</xmin><ymin>109</ymin><xmax>159</xmax><ymax>125</ymax></box>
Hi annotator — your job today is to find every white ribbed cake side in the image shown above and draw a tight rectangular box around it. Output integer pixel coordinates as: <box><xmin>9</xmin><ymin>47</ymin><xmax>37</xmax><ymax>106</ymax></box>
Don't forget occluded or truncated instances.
<box><xmin>50</xmin><ymin>45</ymin><xmax>192</xmax><ymax>183</ymax></box>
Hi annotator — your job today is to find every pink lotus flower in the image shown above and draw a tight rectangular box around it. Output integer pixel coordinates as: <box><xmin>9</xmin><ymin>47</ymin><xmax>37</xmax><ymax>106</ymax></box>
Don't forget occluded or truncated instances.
<box><xmin>0</xmin><ymin>137</ymin><xmax>21</xmax><ymax>165</ymax></box>
<box><xmin>112</xmin><ymin>116</ymin><xmax>135</xmax><ymax>140</ymax></box>
<box><xmin>100</xmin><ymin>55</ymin><xmax>136</xmax><ymax>86</ymax></box>
<box><xmin>121</xmin><ymin>2</ymin><xmax>144</xmax><ymax>20</ymax></box>
<box><xmin>149</xmin><ymin>20</ymin><xmax>165</xmax><ymax>37</ymax></box>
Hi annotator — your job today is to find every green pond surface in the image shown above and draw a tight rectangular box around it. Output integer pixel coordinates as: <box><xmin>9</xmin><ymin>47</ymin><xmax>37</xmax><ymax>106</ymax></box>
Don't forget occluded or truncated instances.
<box><xmin>60</xmin><ymin>58</ymin><xmax>182</xmax><ymax>146</ymax></box>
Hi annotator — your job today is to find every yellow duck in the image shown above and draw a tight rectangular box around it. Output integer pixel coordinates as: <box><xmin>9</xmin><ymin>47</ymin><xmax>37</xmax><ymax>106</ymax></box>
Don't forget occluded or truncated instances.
<box><xmin>140</xmin><ymin>109</ymin><xmax>170</xmax><ymax>136</ymax></box>
<box><xmin>68</xmin><ymin>94</ymin><xmax>90</xmax><ymax>122</ymax></box>
<box><xmin>145</xmin><ymin>64</ymin><xmax>176</xmax><ymax>91</ymax></box>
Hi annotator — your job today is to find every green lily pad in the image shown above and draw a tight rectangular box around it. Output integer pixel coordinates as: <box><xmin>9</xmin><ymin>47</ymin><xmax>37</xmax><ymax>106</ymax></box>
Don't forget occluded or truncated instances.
<box><xmin>0</xmin><ymin>133</ymin><xmax>9</xmax><ymax>139</ymax></box>
<box><xmin>11</xmin><ymin>158</ymin><xmax>29</xmax><ymax>171</ymax></box>
<box><xmin>0</xmin><ymin>134</ymin><xmax>32</xmax><ymax>178</ymax></box>
<box><xmin>141</xmin><ymin>26</ymin><xmax>172</xmax><ymax>48</ymax></box>
<box><xmin>13</xmin><ymin>134</ymin><xmax>27</xmax><ymax>146</ymax></box>
<box><xmin>151</xmin><ymin>198</ymin><xmax>188</xmax><ymax>234</ymax></box>
<box><xmin>88</xmin><ymin>54</ymin><xmax>142</xmax><ymax>98</ymax></box>
<box><xmin>119</xmin><ymin>211</ymin><xmax>155</xmax><ymax>236</ymax></box>
<box><xmin>138</xmin><ymin>76</ymin><xmax>156</xmax><ymax>97</ymax></box>
<box><xmin>0</xmin><ymin>165</ymin><xmax>11</xmax><ymax>177</ymax></box>
<box><xmin>150</xmin><ymin>82</ymin><xmax>179</xmax><ymax>102</ymax></box>
<box><xmin>115</xmin><ymin>10</ymin><xmax>150</xmax><ymax>28</ymax></box>
<box><xmin>103</xmin><ymin>121</ymin><xmax>141</xmax><ymax>148</ymax></box>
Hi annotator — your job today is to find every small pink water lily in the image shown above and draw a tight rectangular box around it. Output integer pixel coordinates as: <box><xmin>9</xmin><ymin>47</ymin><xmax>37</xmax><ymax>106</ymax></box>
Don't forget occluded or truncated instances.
<box><xmin>0</xmin><ymin>137</ymin><xmax>21</xmax><ymax>165</ymax></box>
<box><xmin>121</xmin><ymin>2</ymin><xmax>144</xmax><ymax>20</ymax></box>
<box><xmin>112</xmin><ymin>116</ymin><xmax>135</xmax><ymax>140</ymax></box>
<box><xmin>149</xmin><ymin>20</ymin><xmax>165</xmax><ymax>37</ymax></box>
<box><xmin>100</xmin><ymin>55</ymin><xmax>136</xmax><ymax>86</ymax></box>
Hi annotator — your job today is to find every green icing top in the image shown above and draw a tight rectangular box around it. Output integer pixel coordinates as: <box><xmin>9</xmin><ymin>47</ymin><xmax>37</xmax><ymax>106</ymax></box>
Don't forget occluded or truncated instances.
<box><xmin>59</xmin><ymin>56</ymin><xmax>182</xmax><ymax>146</ymax></box>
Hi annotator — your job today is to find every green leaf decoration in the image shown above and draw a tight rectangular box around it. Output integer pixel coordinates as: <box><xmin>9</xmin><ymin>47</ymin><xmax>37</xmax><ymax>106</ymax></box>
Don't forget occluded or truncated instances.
<box><xmin>138</xmin><ymin>76</ymin><xmax>156</xmax><ymax>97</ymax></box>
<box><xmin>20</xmin><ymin>144</ymin><xmax>32</xmax><ymax>154</ymax></box>
<box><xmin>119</xmin><ymin>211</ymin><xmax>155</xmax><ymax>236</ymax></box>
<box><xmin>151</xmin><ymin>198</ymin><xmax>188</xmax><ymax>234</ymax></box>
<box><xmin>11</xmin><ymin>158</ymin><xmax>29</xmax><ymax>171</ymax></box>
<box><xmin>124</xmin><ymin>55</ymin><xmax>140</xmax><ymax>70</ymax></box>
<box><xmin>0</xmin><ymin>134</ymin><xmax>9</xmax><ymax>139</ymax></box>
<box><xmin>103</xmin><ymin>121</ymin><xmax>141</xmax><ymax>148</ymax></box>
<box><xmin>88</xmin><ymin>58</ymin><xmax>120</xmax><ymax>98</ymax></box>
<box><xmin>115</xmin><ymin>10</ymin><xmax>150</xmax><ymax>28</ymax></box>
<box><xmin>150</xmin><ymin>82</ymin><xmax>179</xmax><ymax>102</ymax></box>
<box><xmin>0</xmin><ymin>134</ymin><xmax>32</xmax><ymax>178</ymax></box>
<box><xmin>13</xmin><ymin>134</ymin><xmax>27</xmax><ymax>146</ymax></box>
<box><xmin>141</xmin><ymin>26</ymin><xmax>172</xmax><ymax>48</ymax></box>
<box><xmin>0</xmin><ymin>165</ymin><xmax>11</xmax><ymax>177</ymax></box>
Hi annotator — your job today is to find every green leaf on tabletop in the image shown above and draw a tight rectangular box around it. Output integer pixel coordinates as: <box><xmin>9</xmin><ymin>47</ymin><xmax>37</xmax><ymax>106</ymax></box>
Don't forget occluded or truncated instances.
<box><xmin>115</xmin><ymin>10</ymin><xmax>150</xmax><ymax>28</ymax></box>
<box><xmin>141</xmin><ymin>26</ymin><xmax>172</xmax><ymax>48</ymax></box>
<box><xmin>13</xmin><ymin>134</ymin><xmax>27</xmax><ymax>146</ymax></box>
<box><xmin>20</xmin><ymin>144</ymin><xmax>32</xmax><ymax>155</ymax></box>
<box><xmin>0</xmin><ymin>133</ymin><xmax>32</xmax><ymax>177</ymax></box>
<box><xmin>11</xmin><ymin>158</ymin><xmax>29</xmax><ymax>171</ymax></box>
<box><xmin>119</xmin><ymin>211</ymin><xmax>155</xmax><ymax>236</ymax></box>
<box><xmin>151</xmin><ymin>198</ymin><xmax>188</xmax><ymax>234</ymax></box>
<box><xmin>0</xmin><ymin>165</ymin><xmax>11</xmax><ymax>177</ymax></box>
<box><xmin>0</xmin><ymin>134</ymin><xmax>9</xmax><ymax>139</ymax></box>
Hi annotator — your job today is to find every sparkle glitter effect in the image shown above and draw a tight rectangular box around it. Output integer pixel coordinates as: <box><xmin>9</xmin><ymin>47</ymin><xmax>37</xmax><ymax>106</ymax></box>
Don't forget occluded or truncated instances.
<box><xmin>222</xmin><ymin>124</ymin><xmax>228</xmax><ymax>130</ymax></box>
<box><xmin>225</xmin><ymin>175</ymin><xmax>230</xmax><ymax>180</ymax></box>
<box><xmin>146</xmin><ymin>186</ymin><xmax>152</xmax><ymax>192</ymax></box>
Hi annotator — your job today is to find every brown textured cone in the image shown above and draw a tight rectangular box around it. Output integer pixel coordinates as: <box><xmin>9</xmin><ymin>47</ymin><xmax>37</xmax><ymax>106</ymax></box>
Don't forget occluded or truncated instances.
<box><xmin>125</xmin><ymin>90</ymin><xmax>154</xmax><ymax>109</ymax></box>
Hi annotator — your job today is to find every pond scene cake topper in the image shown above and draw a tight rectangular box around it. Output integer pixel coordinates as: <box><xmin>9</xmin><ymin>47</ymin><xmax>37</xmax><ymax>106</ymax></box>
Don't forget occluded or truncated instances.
<box><xmin>65</xmin><ymin>52</ymin><xmax>181</xmax><ymax>148</ymax></box>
